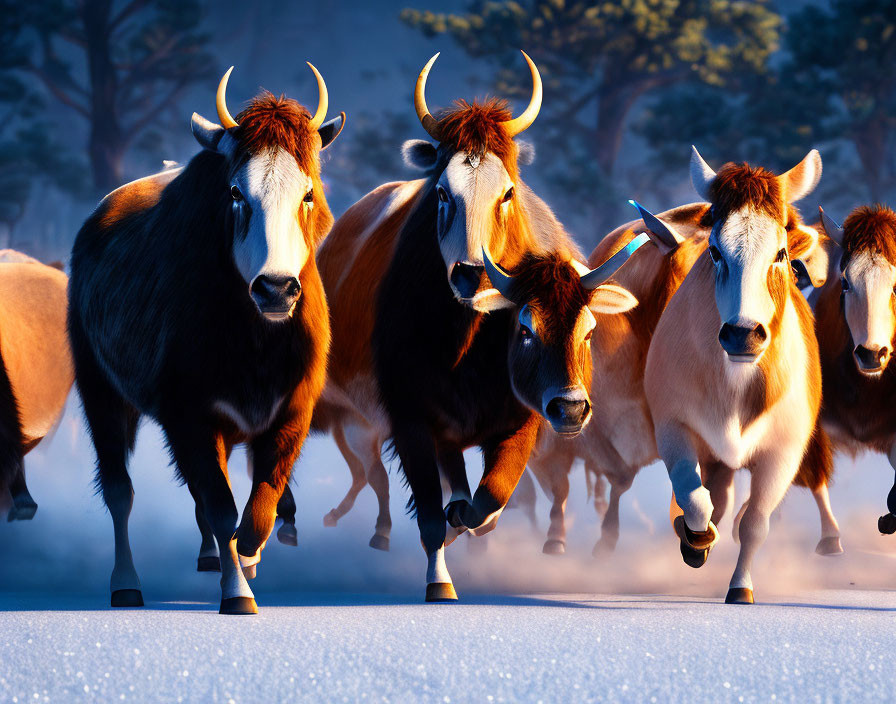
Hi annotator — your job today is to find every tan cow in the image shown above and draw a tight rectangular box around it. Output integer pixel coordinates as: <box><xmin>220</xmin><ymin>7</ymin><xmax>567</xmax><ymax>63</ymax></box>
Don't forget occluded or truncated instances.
<box><xmin>645</xmin><ymin>147</ymin><xmax>824</xmax><ymax>604</ymax></box>
<box><xmin>0</xmin><ymin>254</ymin><xmax>73</xmax><ymax>519</ymax></box>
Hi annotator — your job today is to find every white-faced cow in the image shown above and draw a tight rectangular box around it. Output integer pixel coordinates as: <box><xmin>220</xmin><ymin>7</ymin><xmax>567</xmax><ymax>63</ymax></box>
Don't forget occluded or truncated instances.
<box><xmin>314</xmin><ymin>52</ymin><xmax>648</xmax><ymax>600</ymax></box>
<box><xmin>529</xmin><ymin>200</ymin><xmax>836</xmax><ymax>558</ymax></box>
<box><xmin>0</xmin><ymin>254</ymin><xmax>72</xmax><ymax>521</ymax></box>
<box><xmin>811</xmin><ymin>205</ymin><xmax>896</xmax><ymax>536</ymax></box>
<box><xmin>644</xmin><ymin>147</ymin><xmax>824</xmax><ymax>604</ymax></box>
<box><xmin>68</xmin><ymin>65</ymin><xmax>345</xmax><ymax>614</ymax></box>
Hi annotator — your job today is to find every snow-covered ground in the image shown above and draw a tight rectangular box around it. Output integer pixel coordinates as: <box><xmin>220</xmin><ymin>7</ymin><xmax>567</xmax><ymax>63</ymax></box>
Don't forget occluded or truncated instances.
<box><xmin>1</xmin><ymin>398</ymin><xmax>895</xmax><ymax>701</ymax></box>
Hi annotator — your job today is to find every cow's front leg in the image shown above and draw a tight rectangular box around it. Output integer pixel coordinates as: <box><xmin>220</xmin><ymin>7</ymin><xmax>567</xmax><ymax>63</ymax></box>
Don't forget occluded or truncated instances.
<box><xmin>657</xmin><ymin>422</ymin><xmax>718</xmax><ymax>568</ymax></box>
<box><xmin>879</xmin><ymin>444</ymin><xmax>896</xmax><ymax>535</ymax></box>
<box><xmin>393</xmin><ymin>421</ymin><xmax>455</xmax><ymax>601</ymax></box>
<box><xmin>445</xmin><ymin>417</ymin><xmax>539</xmax><ymax>535</ymax></box>
<box><xmin>166</xmin><ymin>422</ymin><xmax>254</xmax><ymax>614</ymax></box>
<box><xmin>236</xmin><ymin>408</ymin><xmax>309</xmax><ymax>577</ymax></box>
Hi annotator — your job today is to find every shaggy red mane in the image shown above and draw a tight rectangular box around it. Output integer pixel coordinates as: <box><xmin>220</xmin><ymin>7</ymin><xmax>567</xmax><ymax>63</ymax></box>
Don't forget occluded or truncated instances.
<box><xmin>234</xmin><ymin>92</ymin><xmax>320</xmax><ymax>175</ymax></box>
<box><xmin>704</xmin><ymin>163</ymin><xmax>786</xmax><ymax>224</ymax></box>
<box><xmin>436</xmin><ymin>99</ymin><xmax>519</xmax><ymax>178</ymax></box>
<box><xmin>841</xmin><ymin>205</ymin><xmax>896</xmax><ymax>264</ymax></box>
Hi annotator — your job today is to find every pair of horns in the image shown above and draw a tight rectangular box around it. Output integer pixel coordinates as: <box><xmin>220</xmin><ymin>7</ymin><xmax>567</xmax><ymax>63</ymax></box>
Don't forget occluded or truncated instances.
<box><xmin>482</xmin><ymin>234</ymin><xmax>650</xmax><ymax>305</ymax></box>
<box><xmin>216</xmin><ymin>63</ymin><xmax>329</xmax><ymax>131</ymax></box>
<box><xmin>415</xmin><ymin>50</ymin><xmax>543</xmax><ymax>141</ymax></box>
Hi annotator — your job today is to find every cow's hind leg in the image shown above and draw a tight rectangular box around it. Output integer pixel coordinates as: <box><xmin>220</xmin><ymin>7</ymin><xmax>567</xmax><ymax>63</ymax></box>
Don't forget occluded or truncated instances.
<box><xmin>528</xmin><ymin>448</ymin><xmax>572</xmax><ymax>555</ymax></box>
<box><xmin>276</xmin><ymin>484</ymin><xmax>298</xmax><ymax>546</ymax></box>
<box><xmin>73</xmin><ymin>338</ymin><xmax>142</xmax><ymax>607</ymax></box>
<box><xmin>594</xmin><ymin>470</ymin><xmax>634</xmax><ymax>556</ymax></box>
<box><xmin>812</xmin><ymin>483</ymin><xmax>843</xmax><ymax>555</ymax></box>
<box><xmin>727</xmin><ymin>453</ymin><xmax>798</xmax><ymax>605</ymax></box>
<box><xmin>0</xmin><ymin>353</ymin><xmax>30</xmax><ymax>521</ymax></box>
<box><xmin>190</xmin><ymin>483</ymin><xmax>221</xmax><ymax>572</ymax></box>
<box><xmin>366</xmin><ymin>450</ymin><xmax>392</xmax><ymax>551</ymax></box>
<box><xmin>324</xmin><ymin>421</ymin><xmax>368</xmax><ymax>528</ymax></box>
<box><xmin>705</xmin><ymin>461</ymin><xmax>736</xmax><ymax>529</ymax></box>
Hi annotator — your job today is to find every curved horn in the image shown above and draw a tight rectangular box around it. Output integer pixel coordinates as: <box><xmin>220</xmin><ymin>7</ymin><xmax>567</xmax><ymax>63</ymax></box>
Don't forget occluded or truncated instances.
<box><xmin>216</xmin><ymin>66</ymin><xmax>239</xmax><ymax>129</ymax></box>
<box><xmin>819</xmin><ymin>206</ymin><xmax>844</xmax><ymax>247</ymax></box>
<box><xmin>580</xmin><ymin>233</ymin><xmax>650</xmax><ymax>290</ymax></box>
<box><xmin>415</xmin><ymin>53</ymin><xmax>442</xmax><ymax>140</ymax></box>
<box><xmin>690</xmin><ymin>145</ymin><xmax>716</xmax><ymax>201</ymax></box>
<box><xmin>306</xmin><ymin>61</ymin><xmax>328</xmax><ymax>131</ymax></box>
<box><xmin>482</xmin><ymin>246</ymin><xmax>521</xmax><ymax>304</ymax></box>
<box><xmin>501</xmin><ymin>50</ymin><xmax>543</xmax><ymax>137</ymax></box>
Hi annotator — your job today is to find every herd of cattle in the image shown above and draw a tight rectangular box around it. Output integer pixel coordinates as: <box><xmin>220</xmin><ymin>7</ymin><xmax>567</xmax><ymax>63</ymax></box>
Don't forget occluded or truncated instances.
<box><xmin>1</xmin><ymin>53</ymin><xmax>895</xmax><ymax>614</ymax></box>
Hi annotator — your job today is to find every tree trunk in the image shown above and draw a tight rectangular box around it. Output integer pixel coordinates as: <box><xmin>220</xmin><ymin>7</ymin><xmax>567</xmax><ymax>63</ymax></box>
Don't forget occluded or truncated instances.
<box><xmin>81</xmin><ymin>0</ymin><xmax>125</xmax><ymax>194</ymax></box>
<box><xmin>593</xmin><ymin>84</ymin><xmax>641</xmax><ymax>180</ymax></box>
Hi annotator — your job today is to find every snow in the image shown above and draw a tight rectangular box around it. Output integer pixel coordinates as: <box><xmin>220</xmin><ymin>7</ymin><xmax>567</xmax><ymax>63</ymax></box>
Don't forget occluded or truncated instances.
<box><xmin>0</xmin><ymin>590</ymin><xmax>894</xmax><ymax>702</ymax></box>
<box><xmin>1</xmin><ymin>398</ymin><xmax>896</xmax><ymax>701</ymax></box>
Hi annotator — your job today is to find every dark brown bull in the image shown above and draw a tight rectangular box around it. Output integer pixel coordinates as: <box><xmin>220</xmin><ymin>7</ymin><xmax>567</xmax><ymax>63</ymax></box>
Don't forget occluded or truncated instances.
<box><xmin>68</xmin><ymin>65</ymin><xmax>345</xmax><ymax>614</ymax></box>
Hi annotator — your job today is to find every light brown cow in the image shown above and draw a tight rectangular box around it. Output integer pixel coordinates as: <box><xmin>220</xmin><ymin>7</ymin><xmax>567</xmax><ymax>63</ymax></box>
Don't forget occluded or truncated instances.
<box><xmin>529</xmin><ymin>203</ymin><xmax>837</xmax><ymax>558</ymax></box>
<box><xmin>0</xmin><ymin>255</ymin><xmax>73</xmax><ymax>519</ymax></box>
<box><xmin>644</xmin><ymin>147</ymin><xmax>824</xmax><ymax>605</ymax></box>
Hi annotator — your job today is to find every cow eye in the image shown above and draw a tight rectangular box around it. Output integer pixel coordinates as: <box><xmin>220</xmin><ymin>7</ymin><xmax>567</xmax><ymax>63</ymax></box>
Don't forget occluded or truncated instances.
<box><xmin>303</xmin><ymin>190</ymin><xmax>314</xmax><ymax>203</ymax></box>
<box><xmin>709</xmin><ymin>245</ymin><xmax>722</xmax><ymax>264</ymax></box>
<box><xmin>775</xmin><ymin>248</ymin><xmax>787</xmax><ymax>263</ymax></box>
<box><xmin>230</xmin><ymin>185</ymin><xmax>243</xmax><ymax>201</ymax></box>
<box><xmin>841</xmin><ymin>277</ymin><xmax>850</xmax><ymax>292</ymax></box>
<box><xmin>502</xmin><ymin>187</ymin><xmax>515</xmax><ymax>203</ymax></box>
<box><xmin>437</xmin><ymin>186</ymin><xmax>449</xmax><ymax>203</ymax></box>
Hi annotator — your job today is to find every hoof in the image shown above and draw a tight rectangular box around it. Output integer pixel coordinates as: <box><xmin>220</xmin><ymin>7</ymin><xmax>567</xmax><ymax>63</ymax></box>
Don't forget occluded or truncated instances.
<box><xmin>277</xmin><ymin>522</ymin><xmax>298</xmax><ymax>546</ymax></box>
<box><xmin>7</xmin><ymin>501</ymin><xmax>37</xmax><ymax>521</ymax></box>
<box><xmin>111</xmin><ymin>589</ymin><xmax>144</xmax><ymax>608</ymax></box>
<box><xmin>879</xmin><ymin>513</ymin><xmax>896</xmax><ymax>535</ymax></box>
<box><xmin>323</xmin><ymin>510</ymin><xmax>338</xmax><ymax>527</ymax></box>
<box><xmin>725</xmin><ymin>587</ymin><xmax>754</xmax><ymax>604</ymax></box>
<box><xmin>673</xmin><ymin>516</ymin><xmax>718</xmax><ymax>569</ymax></box>
<box><xmin>592</xmin><ymin>537</ymin><xmax>617</xmax><ymax>557</ymax></box>
<box><xmin>368</xmin><ymin>534</ymin><xmax>390</xmax><ymax>551</ymax></box>
<box><xmin>219</xmin><ymin>596</ymin><xmax>258</xmax><ymax>615</ymax></box>
<box><xmin>815</xmin><ymin>536</ymin><xmax>844</xmax><ymax>556</ymax></box>
<box><xmin>542</xmin><ymin>539</ymin><xmax>566</xmax><ymax>555</ymax></box>
<box><xmin>425</xmin><ymin>582</ymin><xmax>458</xmax><ymax>602</ymax></box>
<box><xmin>197</xmin><ymin>555</ymin><xmax>221</xmax><ymax>572</ymax></box>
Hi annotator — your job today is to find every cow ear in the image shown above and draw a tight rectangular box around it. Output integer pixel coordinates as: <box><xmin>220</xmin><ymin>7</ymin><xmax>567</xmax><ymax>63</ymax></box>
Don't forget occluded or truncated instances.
<box><xmin>516</xmin><ymin>139</ymin><xmax>535</xmax><ymax>165</ymax></box>
<box><xmin>402</xmin><ymin>139</ymin><xmax>438</xmax><ymax>171</ymax></box>
<box><xmin>319</xmin><ymin>112</ymin><xmax>346</xmax><ymax>150</ymax></box>
<box><xmin>471</xmin><ymin>288</ymin><xmax>516</xmax><ymax>313</ymax></box>
<box><xmin>782</xmin><ymin>149</ymin><xmax>822</xmax><ymax>203</ymax></box>
<box><xmin>191</xmin><ymin>113</ymin><xmax>225</xmax><ymax>152</ymax></box>
<box><xmin>589</xmin><ymin>284</ymin><xmax>638</xmax><ymax>315</ymax></box>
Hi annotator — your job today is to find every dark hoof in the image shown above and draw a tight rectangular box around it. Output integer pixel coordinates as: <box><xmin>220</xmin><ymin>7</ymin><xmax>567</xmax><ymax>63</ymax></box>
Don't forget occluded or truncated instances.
<box><xmin>815</xmin><ymin>536</ymin><xmax>844</xmax><ymax>556</ymax></box>
<box><xmin>444</xmin><ymin>499</ymin><xmax>469</xmax><ymax>529</ymax></box>
<box><xmin>725</xmin><ymin>587</ymin><xmax>754</xmax><ymax>604</ymax></box>
<box><xmin>425</xmin><ymin>582</ymin><xmax>458</xmax><ymax>602</ymax></box>
<box><xmin>673</xmin><ymin>516</ymin><xmax>718</xmax><ymax>569</ymax></box>
<box><xmin>111</xmin><ymin>589</ymin><xmax>144</xmax><ymax>608</ymax></box>
<box><xmin>323</xmin><ymin>510</ymin><xmax>338</xmax><ymax>527</ymax></box>
<box><xmin>368</xmin><ymin>534</ymin><xmax>390</xmax><ymax>551</ymax></box>
<box><xmin>542</xmin><ymin>539</ymin><xmax>566</xmax><ymax>555</ymax></box>
<box><xmin>219</xmin><ymin>596</ymin><xmax>258</xmax><ymax>615</ymax></box>
<box><xmin>277</xmin><ymin>522</ymin><xmax>298</xmax><ymax>546</ymax></box>
<box><xmin>879</xmin><ymin>513</ymin><xmax>896</xmax><ymax>535</ymax></box>
<box><xmin>7</xmin><ymin>501</ymin><xmax>37</xmax><ymax>521</ymax></box>
<box><xmin>197</xmin><ymin>555</ymin><xmax>221</xmax><ymax>572</ymax></box>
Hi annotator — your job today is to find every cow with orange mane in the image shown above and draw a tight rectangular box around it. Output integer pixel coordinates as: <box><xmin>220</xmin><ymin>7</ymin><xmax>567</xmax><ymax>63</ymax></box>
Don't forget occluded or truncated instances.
<box><xmin>68</xmin><ymin>65</ymin><xmax>345</xmax><ymax>614</ymax></box>
<box><xmin>315</xmin><ymin>52</ymin><xmax>648</xmax><ymax>600</ymax></box>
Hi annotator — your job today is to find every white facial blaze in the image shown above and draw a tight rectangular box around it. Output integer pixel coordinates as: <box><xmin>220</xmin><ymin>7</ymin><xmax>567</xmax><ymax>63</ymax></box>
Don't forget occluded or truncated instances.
<box><xmin>231</xmin><ymin>147</ymin><xmax>312</xmax><ymax>287</ymax></box>
<box><xmin>438</xmin><ymin>151</ymin><xmax>513</xmax><ymax>277</ymax></box>
<box><xmin>843</xmin><ymin>251</ymin><xmax>896</xmax><ymax>352</ymax></box>
<box><xmin>714</xmin><ymin>207</ymin><xmax>783</xmax><ymax>330</ymax></box>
